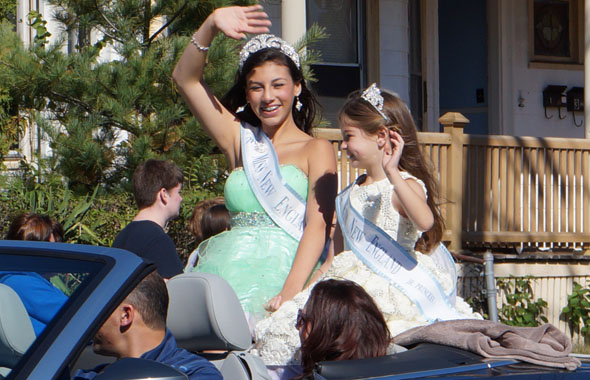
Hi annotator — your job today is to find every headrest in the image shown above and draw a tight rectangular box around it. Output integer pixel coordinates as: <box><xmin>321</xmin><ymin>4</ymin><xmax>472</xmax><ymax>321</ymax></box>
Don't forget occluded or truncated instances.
<box><xmin>166</xmin><ymin>272</ymin><xmax>252</xmax><ymax>352</ymax></box>
<box><xmin>0</xmin><ymin>283</ymin><xmax>35</xmax><ymax>367</ymax></box>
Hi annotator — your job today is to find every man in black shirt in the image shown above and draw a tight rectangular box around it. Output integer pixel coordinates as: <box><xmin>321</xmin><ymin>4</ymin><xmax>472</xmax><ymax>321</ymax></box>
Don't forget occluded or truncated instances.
<box><xmin>113</xmin><ymin>159</ymin><xmax>184</xmax><ymax>278</ymax></box>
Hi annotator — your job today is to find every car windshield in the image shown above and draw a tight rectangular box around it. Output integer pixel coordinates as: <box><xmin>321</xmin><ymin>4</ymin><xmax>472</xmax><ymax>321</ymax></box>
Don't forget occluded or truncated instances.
<box><xmin>0</xmin><ymin>249</ymin><xmax>106</xmax><ymax>378</ymax></box>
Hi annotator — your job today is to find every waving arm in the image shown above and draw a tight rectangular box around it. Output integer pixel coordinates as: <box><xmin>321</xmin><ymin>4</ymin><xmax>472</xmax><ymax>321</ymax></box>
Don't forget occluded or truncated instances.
<box><xmin>172</xmin><ymin>6</ymin><xmax>271</xmax><ymax>168</ymax></box>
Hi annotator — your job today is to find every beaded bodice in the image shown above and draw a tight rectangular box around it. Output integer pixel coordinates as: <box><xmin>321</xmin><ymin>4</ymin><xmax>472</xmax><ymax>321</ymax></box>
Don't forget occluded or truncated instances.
<box><xmin>348</xmin><ymin>172</ymin><xmax>427</xmax><ymax>253</ymax></box>
<box><xmin>224</xmin><ymin>165</ymin><xmax>308</xmax><ymax>227</ymax></box>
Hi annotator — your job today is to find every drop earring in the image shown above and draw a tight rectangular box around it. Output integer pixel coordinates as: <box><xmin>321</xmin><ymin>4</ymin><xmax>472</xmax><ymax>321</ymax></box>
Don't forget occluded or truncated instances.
<box><xmin>295</xmin><ymin>96</ymin><xmax>303</xmax><ymax>111</ymax></box>
<box><xmin>236</xmin><ymin>103</ymin><xmax>248</xmax><ymax>113</ymax></box>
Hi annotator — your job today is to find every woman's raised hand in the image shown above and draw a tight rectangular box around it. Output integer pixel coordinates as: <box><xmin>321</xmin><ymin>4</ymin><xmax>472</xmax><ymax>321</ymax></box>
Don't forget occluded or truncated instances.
<box><xmin>382</xmin><ymin>130</ymin><xmax>404</xmax><ymax>174</ymax></box>
<box><xmin>213</xmin><ymin>5</ymin><xmax>271</xmax><ymax>40</ymax></box>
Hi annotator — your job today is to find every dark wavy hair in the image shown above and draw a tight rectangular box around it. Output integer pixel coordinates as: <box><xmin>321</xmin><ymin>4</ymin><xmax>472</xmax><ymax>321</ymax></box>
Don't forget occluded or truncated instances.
<box><xmin>6</xmin><ymin>213</ymin><xmax>64</xmax><ymax>242</ymax></box>
<box><xmin>221</xmin><ymin>48</ymin><xmax>320</xmax><ymax>134</ymax></box>
<box><xmin>297</xmin><ymin>279</ymin><xmax>391</xmax><ymax>379</ymax></box>
<box><xmin>338</xmin><ymin>89</ymin><xmax>444</xmax><ymax>253</ymax></box>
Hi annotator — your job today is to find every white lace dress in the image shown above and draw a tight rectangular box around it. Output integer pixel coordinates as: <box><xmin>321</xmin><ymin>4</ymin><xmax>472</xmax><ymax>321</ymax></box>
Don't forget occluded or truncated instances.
<box><xmin>253</xmin><ymin>173</ymin><xmax>481</xmax><ymax>366</ymax></box>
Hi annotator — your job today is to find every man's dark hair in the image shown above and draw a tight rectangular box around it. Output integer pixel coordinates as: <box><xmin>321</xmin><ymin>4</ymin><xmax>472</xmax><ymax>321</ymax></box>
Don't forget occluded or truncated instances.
<box><xmin>125</xmin><ymin>272</ymin><xmax>169</xmax><ymax>330</ymax></box>
<box><xmin>132</xmin><ymin>159</ymin><xmax>184</xmax><ymax>209</ymax></box>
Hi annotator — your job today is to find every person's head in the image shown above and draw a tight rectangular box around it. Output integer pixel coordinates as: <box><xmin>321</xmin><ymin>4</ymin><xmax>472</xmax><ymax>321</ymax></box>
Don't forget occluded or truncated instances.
<box><xmin>6</xmin><ymin>213</ymin><xmax>63</xmax><ymax>242</ymax></box>
<box><xmin>51</xmin><ymin>219</ymin><xmax>65</xmax><ymax>242</ymax></box>
<box><xmin>296</xmin><ymin>279</ymin><xmax>391</xmax><ymax>379</ymax></box>
<box><xmin>338</xmin><ymin>85</ymin><xmax>444</xmax><ymax>252</ymax></box>
<box><xmin>188</xmin><ymin>197</ymin><xmax>230</xmax><ymax>245</ymax></box>
<box><xmin>221</xmin><ymin>34</ymin><xmax>320</xmax><ymax>134</ymax></box>
<box><xmin>132</xmin><ymin>159</ymin><xmax>184</xmax><ymax>217</ymax></box>
<box><xmin>92</xmin><ymin>271</ymin><xmax>168</xmax><ymax>358</ymax></box>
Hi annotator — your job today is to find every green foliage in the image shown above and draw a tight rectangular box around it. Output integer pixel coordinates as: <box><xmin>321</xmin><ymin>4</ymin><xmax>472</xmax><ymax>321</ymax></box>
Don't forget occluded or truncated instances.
<box><xmin>0</xmin><ymin>87</ymin><xmax>20</xmax><ymax>160</ymax></box>
<box><xmin>0</xmin><ymin>1</ymin><xmax>326</xmax><ymax>191</ymax></box>
<box><xmin>0</xmin><ymin>1</ymin><xmax>328</xmax><ymax>260</ymax></box>
<box><xmin>0</xmin><ymin>156</ymin><xmax>224</xmax><ymax>261</ymax></box>
<box><xmin>0</xmin><ymin>0</ymin><xmax>15</xmax><ymax>23</ymax></box>
<box><xmin>561</xmin><ymin>282</ymin><xmax>590</xmax><ymax>343</ymax></box>
<box><xmin>0</xmin><ymin>1</ymin><xmax>229</xmax><ymax>190</ymax></box>
<box><xmin>0</xmin><ymin>163</ymin><xmax>104</xmax><ymax>245</ymax></box>
<box><xmin>497</xmin><ymin>276</ymin><xmax>548</xmax><ymax>327</ymax></box>
<box><xmin>28</xmin><ymin>11</ymin><xmax>52</xmax><ymax>47</ymax></box>
<box><xmin>465</xmin><ymin>293</ymin><xmax>488</xmax><ymax>320</ymax></box>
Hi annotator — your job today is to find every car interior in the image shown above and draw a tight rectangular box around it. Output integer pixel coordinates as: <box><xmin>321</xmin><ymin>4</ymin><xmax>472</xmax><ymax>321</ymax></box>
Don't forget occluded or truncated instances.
<box><xmin>166</xmin><ymin>272</ymin><xmax>271</xmax><ymax>380</ymax></box>
<box><xmin>0</xmin><ymin>283</ymin><xmax>36</xmax><ymax>378</ymax></box>
<box><xmin>72</xmin><ymin>271</ymin><xmax>271</xmax><ymax>379</ymax></box>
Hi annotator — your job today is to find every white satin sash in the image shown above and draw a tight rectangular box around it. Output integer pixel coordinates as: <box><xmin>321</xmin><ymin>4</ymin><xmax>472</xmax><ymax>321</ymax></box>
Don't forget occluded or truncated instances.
<box><xmin>241</xmin><ymin>123</ymin><xmax>306</xmax><ymax>240</ymax></box>
<box><xmin>336</xmin><ymin>179</ymin><xmax>464</xmax><ymax>322</ymax></box>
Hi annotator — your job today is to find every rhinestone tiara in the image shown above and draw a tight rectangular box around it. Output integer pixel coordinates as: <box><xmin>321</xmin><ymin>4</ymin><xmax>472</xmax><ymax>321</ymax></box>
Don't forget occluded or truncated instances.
<box><xmin>361</xmin><ymin>83</ymin><xmax>390</xmax><ymax>123</ymax></box>
<box><xmin>239</xmin><ymin>34</ymin><xmax>300</xmax><ymax>71</ymax></box>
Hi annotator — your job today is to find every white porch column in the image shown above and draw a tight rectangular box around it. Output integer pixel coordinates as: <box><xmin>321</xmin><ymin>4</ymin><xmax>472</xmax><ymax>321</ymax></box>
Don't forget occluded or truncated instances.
<box><xmin>585</xmin><ymin>0</ymin><xmax>590</xmax><ymax>138</ymax></box>
<box><xmin>16</xmin><ymin>0</ymin><xmax>32</xmax><ymax>47</ymax></box>
<box><xmin>281</xmin><ymin>0</ymin><xmax>306</xmax><ymax>44</ymax></box>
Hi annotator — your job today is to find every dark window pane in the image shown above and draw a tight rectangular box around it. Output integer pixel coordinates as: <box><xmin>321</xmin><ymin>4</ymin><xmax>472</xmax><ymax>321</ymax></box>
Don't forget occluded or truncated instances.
<box><xmin>306</xmin><ymin>0</ymin><xmax>358</xmax><ymax>64</ymax></box>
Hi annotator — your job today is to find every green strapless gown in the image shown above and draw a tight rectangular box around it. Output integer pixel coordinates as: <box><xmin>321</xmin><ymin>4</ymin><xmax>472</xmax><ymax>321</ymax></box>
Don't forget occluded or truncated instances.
<box><xmin>193</xmin><ymin>165</ymin><xmax>308</xmax><ymax>320</ymax></box>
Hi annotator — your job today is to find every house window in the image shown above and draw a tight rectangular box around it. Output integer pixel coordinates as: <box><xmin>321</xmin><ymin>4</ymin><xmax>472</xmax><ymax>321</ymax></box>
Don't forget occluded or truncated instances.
<box><xmin>529</xmin><ymin>0</ymin><xmax>583</xmax><ymax>64</ymax></box>
<box><xmin>306</xmin><ymin>0</ymin><xmax>365</xmax><ymax>127</ymax></box>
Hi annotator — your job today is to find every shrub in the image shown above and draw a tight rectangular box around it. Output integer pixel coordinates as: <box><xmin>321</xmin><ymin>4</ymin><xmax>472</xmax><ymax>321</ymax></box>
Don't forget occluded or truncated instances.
<box><xmin>561</xmin><ymin>282</ymin><xmax>590</xmax><ymax>344</ymax></box>
<box><xmin>0</xmin><ymin>159</ymin><xmax>225</xmax><ymax>262</ymax></box>
<box><xmin>496</xmin><ymin>275</ymin><xmax>548</xmax><ymax>327</ymax></box>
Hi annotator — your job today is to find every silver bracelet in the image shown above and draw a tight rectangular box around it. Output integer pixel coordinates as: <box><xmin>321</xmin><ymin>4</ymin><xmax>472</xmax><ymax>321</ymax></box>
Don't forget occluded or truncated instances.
<box><xmin>190</xmin><ymin>35</ymin><xmax>209</xmax><ymax>52</ymax></box>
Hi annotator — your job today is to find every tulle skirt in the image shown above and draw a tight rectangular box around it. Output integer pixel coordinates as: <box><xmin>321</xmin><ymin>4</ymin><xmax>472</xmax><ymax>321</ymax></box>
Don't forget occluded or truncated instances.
<box><xmin>253</xmin><ymin>250</ymin><xmax>482</xmax><ymax>365</ymax></box>
<box><xmin>193</xmin><ymin>226</ymin><xmax>299</xmax><ymax>321</ymax></box>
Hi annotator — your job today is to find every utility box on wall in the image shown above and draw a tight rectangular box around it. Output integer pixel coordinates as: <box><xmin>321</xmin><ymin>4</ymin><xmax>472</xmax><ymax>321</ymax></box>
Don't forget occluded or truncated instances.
<box><xmin>543</xmin><ymin>85</ymin><xmax>567</xmax><ymax>108</ymax></box>
<box><xmin>566</xmin><ymin>87</ymin><xmax>584</xmax><ymax>112</ymax></box>
<box><xmin>566</xmin><ymin>87</ymin><xmax>584</xmax><ymax>127</ymax></box>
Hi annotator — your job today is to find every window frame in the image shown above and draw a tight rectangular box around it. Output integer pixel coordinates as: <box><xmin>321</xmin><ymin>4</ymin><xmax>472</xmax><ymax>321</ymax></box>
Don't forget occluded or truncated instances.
<box><xmin>528</xmin><ymin>0</ymin><xmax>583</xmax><ymax>66</ymax></box>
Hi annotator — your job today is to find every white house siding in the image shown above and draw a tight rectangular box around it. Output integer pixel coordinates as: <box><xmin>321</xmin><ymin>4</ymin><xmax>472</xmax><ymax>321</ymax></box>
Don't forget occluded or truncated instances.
<box><xmin>494</xmin><ymin>1</ymin><xmax>584</xmax><ymax>138</ymax></box>
<box><xmin>379</xmin><ymin>0</ymin><xmax>410</xmax><ymax>104</ymax></box>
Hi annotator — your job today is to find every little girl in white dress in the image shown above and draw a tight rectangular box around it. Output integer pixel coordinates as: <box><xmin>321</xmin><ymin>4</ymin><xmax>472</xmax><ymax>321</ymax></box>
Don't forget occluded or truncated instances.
<box><xmin>254</xmin><ymin>84</ymin><xmax>480</xmax><ymax>367</ymax></box>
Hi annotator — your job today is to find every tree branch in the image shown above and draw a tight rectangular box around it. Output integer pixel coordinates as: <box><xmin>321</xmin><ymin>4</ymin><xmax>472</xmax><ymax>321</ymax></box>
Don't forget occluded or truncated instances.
<box><xmin>148</xmin><ymin>0</ymin><xmax>188</xmax><ymax>44</ymax></box>
<box><xmin>94</xmin><ymin>0</ymin><xmax>124</xmax><ymax>44</ymax></box>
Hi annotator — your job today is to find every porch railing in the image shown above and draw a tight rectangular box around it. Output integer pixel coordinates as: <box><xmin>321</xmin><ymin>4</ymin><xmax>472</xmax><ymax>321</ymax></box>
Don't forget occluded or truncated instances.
<box><xmin>314</xmin><ymin>112</ymin><xmax>590</xmax><ymax>254</ymax></box>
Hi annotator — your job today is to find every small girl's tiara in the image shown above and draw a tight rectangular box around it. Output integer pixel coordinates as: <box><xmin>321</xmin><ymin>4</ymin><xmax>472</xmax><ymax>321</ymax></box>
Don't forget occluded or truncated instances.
<box><xmin>239</xmin><ymin>34</ymin><xmax>300</xmax><ymax>72</ymax></box>
<box><xmin>361</xmin><ymin>83</ymin><xmax>390</xmax><ymax>123</ymax></box>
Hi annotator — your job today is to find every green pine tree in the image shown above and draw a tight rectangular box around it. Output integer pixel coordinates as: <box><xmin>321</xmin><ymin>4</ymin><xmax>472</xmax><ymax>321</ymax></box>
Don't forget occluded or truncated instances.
<box><xmin>0</xmin><ymin>0</ymin><xmax>15</xmax><ymax>23</ymax></box>
<box><xmin>0</xmin><ymin>0</ymin><xmax>326</xmax><ymax>192</ymax></box>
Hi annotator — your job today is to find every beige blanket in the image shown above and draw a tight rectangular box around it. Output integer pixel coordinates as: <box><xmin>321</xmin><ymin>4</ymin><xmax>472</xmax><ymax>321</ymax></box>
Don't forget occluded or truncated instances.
<box><xmin>392</xmin><ymin>319</ymin><xmax>581</xmax><ymax>371</ymax></box>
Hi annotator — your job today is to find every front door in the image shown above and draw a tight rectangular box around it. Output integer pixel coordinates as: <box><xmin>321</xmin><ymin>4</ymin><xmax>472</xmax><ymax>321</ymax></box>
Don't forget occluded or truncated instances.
<box><xmin>439</xmin><ymin>0</ymin><xmax>488</xmax><ymax>135</ymax></box>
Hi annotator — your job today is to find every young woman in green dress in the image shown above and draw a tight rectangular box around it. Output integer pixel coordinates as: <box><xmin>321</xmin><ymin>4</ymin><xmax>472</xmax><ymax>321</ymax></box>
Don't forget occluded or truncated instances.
<box><xmin>173</xmin><ymin>5</ymin><xmax>337</xmax><ymax>322</ymax></box>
